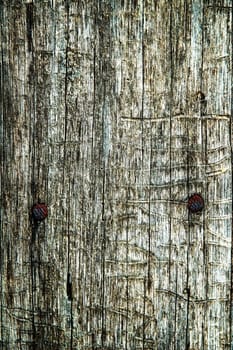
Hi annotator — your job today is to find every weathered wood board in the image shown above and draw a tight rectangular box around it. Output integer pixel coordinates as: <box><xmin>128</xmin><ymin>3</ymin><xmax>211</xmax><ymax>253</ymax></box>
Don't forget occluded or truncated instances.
<box><xmin>0</xmin><ymin>1</ymin><xmax>232</xmax><ymax>349</ymax></box>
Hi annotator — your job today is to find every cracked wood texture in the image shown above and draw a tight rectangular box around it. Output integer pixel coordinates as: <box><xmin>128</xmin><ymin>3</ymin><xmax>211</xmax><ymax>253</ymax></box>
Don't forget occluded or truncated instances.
<box><xmin>0</xmin><ymin>0</ymin><xmax>232</xmax><ymax>349</ymax></box>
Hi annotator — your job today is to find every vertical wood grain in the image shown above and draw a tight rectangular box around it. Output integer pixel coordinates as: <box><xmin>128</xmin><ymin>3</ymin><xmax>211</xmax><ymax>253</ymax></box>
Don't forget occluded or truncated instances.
<box><xmin>0</xmin><ymin>1</ymin><xmax>232</xmax><ymax>349</ymax></box>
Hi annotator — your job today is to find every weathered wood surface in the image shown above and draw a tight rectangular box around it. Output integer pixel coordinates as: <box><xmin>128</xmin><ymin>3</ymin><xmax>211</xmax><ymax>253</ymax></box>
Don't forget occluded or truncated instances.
<box><xmin>0</xmin><ymin>0</ymin><xmax>232</xmax><ymax>349</ymax></box>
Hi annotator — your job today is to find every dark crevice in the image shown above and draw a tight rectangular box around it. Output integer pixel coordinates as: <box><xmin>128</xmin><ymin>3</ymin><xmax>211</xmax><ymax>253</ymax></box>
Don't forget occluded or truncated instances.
<box><xmin>26</xmin><ymin>3</ymin><xmax>34</xmax><ymax>52</ymax></box>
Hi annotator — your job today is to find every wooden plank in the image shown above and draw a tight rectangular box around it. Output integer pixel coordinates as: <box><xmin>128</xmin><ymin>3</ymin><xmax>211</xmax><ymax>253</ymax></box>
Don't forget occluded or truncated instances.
<box><xmin>0</xmin><ymin>0</ymin><xmax>232</xmax><ymax>349</ymax></box>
